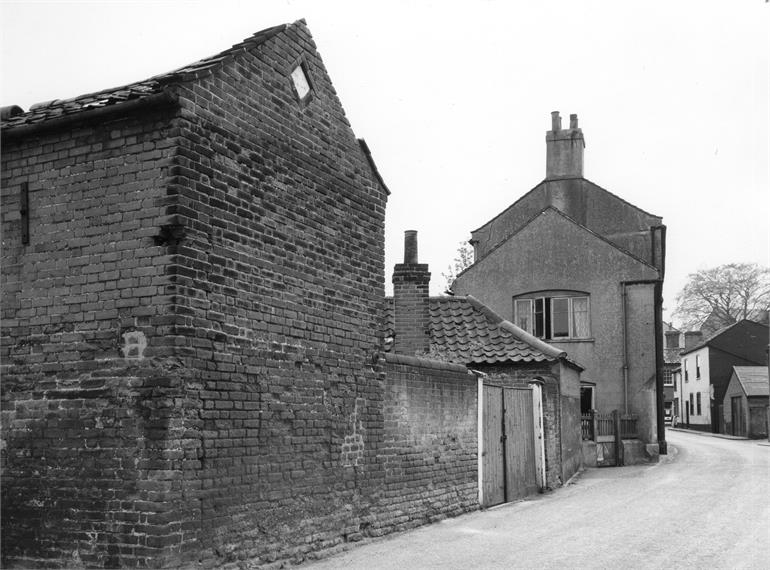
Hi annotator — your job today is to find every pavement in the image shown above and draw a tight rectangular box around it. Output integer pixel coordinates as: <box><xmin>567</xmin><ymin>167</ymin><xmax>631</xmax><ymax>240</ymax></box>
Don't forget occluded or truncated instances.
<box><xmin>299</xmin><ymin>429</ymin><xmax>770</xmax><ymax>569</ymax></box>
<box><xmin>668</xmin><ymin>426</ymin><xmax>770</xmax><ymax>445</ymax></box>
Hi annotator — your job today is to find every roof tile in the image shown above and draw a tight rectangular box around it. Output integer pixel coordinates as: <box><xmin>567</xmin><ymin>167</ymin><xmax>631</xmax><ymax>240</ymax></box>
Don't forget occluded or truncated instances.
<box><xmin>385</xmin><ymin>295</ymin><xmax>571</xmax><ymax>366</ymax></box>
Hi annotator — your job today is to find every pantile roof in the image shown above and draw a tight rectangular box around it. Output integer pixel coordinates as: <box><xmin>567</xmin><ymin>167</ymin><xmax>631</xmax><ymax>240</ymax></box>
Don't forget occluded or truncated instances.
<box><xmin>1</xmin><ymin>24</ymin><xmax>287</xmax><ymax>131</ymax></box>
<box><xmin>385</xmin><ymin>294</ymin><xmax>580</xmax><ymax>368</ymax></box>
<box><xmin>732</xmin><ymin>366</ymin><xmax>769</xmax><ymax>397</ymax></box>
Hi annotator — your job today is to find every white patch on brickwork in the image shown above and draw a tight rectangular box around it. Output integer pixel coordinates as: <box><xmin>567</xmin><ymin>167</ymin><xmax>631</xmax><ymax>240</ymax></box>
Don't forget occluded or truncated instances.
<box><xmin>341</xmin><ymin>397</ymin><xmax>366</xmax><ymax>467</ymax></box>
<box><xmin>121</xmin><ymin>331</ymin><xmax>147</xmax><ymax>360</ymax></box>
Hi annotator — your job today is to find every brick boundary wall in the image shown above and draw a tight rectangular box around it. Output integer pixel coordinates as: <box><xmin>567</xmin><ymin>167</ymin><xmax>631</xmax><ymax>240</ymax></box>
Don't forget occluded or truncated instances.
<box><xmin>374</xmin><ymin>354</ymin><xmax>479</xmax><ymax>533</ymax></box>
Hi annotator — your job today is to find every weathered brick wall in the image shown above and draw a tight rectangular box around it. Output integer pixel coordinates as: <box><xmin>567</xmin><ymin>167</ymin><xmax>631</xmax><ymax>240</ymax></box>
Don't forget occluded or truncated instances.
<box><xmin>161</xmin><ymin>22</ymin><xmax>389</xmax><ymax>566</ymax></box>
<box><xmin>377</xmin><ymin>354</ymin><xmax>479</xmax><ymax>532</ymax></box>
<box><xmin>0</xmin><ymin>106</ymin><xmax>201</xmax><ymax>567</ymax></box>
<box><xmin>1</xmin><ymin>20</ymin><xmax>491</xmax><ymax>569</ymax></box>
<box><xmin>474</xmin><ymin>362</ymin><xmax>565</xmax><ymax>488</ymax></box>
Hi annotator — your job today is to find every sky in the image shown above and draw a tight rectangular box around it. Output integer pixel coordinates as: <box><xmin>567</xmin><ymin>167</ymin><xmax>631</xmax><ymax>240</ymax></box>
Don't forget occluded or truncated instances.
<box><xmin>1</xmin><ymin>0</ymin><xmax>768</xmax><ymax>326</ymax></box>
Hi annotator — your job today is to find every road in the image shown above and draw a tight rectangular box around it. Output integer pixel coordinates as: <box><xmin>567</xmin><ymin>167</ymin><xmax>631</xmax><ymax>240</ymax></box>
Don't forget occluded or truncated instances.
<box><xmin>301</xmin><ymin>430</ymin><xmax>770</xmax><ymax>569</ymax></box>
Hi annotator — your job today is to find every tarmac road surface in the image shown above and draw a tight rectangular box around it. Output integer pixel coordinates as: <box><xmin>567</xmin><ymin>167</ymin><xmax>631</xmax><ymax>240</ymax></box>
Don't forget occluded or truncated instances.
<box><xmin>301</xmin><ymin>429</ymin><xmax>770</xmax><ymax>569</ymax></box>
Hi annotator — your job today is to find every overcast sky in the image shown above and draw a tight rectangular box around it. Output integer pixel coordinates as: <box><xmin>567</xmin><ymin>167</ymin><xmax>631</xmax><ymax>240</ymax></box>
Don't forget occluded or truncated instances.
<box><xmin>2</xmin><ymin>0</ymin><xmax>768</xmax><ymax>325</ymax></box>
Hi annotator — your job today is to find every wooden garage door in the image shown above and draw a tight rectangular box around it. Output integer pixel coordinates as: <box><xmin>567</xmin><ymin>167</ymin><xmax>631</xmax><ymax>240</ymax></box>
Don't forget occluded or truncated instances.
<box><xmin>482</xmin><ymin>385</ymin><xmax>538</xmax><ymax>507</ymax></box>
<box><xmin>504</xmin><ymin>388</ymin><xmax>538</xmax><ymax>500</ymax></box>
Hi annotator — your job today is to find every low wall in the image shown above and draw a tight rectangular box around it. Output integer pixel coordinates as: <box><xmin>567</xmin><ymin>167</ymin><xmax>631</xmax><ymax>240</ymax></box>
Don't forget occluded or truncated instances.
<box><xmin>375</xmin><ymin>354</ymin><xmax>479</xmax><ymax>532</ymax></box>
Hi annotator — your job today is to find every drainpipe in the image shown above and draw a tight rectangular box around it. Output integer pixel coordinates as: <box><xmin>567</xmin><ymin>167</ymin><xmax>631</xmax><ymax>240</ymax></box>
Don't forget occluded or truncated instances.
<box><xmin>621</xmin><ymin>283</ymin><xmax>629</xmax><ymax>414</ymax></box>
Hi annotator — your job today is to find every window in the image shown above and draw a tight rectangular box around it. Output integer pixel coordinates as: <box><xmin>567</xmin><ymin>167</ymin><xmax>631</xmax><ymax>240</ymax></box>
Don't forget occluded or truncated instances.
<box><xmin>662</xmin><ymin>368</ymin><xmax>674</xmax><ymax>386</ymax></box>
<box><xmin>695</xmin><ymin>355</ymin><xmax>701</xmax><ymax>379</ymax></box>
<box><xmin>290</xmin><ymin>63</ymin><xmax>313</xmax><ymax>103</ymax></box>
<box><xmin>696</xmin><ymin>392</ymin><xmax>702</xmax><ymax>415</ymax></box>
<box><xmin>689</xmin><ymin>393</ymin><xmax>694</xmax><ymax>415</ymax></box>
<box><xmin>514</xmin><ymin>293</ymin><xmax>590</xmax><ymax>340</ymax></box>
<box><xmin>684</xmin><ymin>359</ymin><xmax>689</xmax><ymax>383</ymax></box>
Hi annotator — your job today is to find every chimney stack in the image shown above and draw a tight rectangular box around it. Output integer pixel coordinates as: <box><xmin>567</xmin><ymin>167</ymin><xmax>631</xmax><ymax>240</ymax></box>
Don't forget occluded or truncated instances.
<box><xmin>392</xmin><ymin>230</ymin><xmax>431</xmax><ymax>355</ymax></box>
<box><xmin>546</xmin><ymin>110</ymin><xmax>585</xmax><ymax>179</ymax></box>
<box><xmin>684</xmin><ymin>331</ymin><xmax>704</xmax><ymax>350</ymax></box>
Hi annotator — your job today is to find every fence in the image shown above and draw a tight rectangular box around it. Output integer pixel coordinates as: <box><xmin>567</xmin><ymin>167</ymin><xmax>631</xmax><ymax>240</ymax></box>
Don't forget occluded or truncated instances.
<box><xmin>581</xmin><ymin>411</ymin><xmax>639</xmax><ymax>441</ymax></box>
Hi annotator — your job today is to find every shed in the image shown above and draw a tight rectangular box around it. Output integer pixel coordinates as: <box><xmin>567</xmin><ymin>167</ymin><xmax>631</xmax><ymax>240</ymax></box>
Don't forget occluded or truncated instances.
<box><xmin>722</xmin><ymin>366</ymin><xmax>769</xmax><ymax>438</ymax></box>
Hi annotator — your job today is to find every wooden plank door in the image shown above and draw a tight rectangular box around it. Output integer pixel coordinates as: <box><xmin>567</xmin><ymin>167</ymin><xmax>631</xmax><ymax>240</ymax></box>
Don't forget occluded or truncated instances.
<box><xmin>503</xmin><ymin>388</ymin><xmax>538</xmax><ymax>500</ymax></box>
<box><xmin>731</xmin><ymin>397</ymin><xmax>745</xmax><ymax>436</ymax></box>
<box><xmin>482</xmin><ymin>385</ymin><xmax>505</xmax><ymax>507</ymax></box>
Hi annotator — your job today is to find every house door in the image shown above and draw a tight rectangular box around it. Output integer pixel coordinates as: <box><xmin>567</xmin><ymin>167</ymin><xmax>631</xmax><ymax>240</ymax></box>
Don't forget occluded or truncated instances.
<box><xmin>731</xmin><ymin>397</ymin><xmax>745</xmax><ymax>437</ymax></box>
<box><xmin>481</xmin><ymin>385</ymin><xmax>539</xmax><ymax>508</ymax></box>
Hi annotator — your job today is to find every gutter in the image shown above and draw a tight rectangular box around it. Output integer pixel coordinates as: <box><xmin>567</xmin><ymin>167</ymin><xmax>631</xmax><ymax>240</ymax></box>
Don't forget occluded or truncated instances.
<box><xmin>1</xmin><ymin>91</ymin><xmax>178</xmax><ymax>141</ymax></box>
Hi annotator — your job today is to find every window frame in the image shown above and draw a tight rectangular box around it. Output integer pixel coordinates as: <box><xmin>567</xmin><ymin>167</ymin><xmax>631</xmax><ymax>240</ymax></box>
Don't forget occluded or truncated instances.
<box><xmin>513</xmin><ymin>292</ymin><xmax>591</xmax><ymax>341</ymax></box>
<box><xmin>289</xmin><ymin>60</ymin><xmax>314</xmax><ymax>106</ymax></box>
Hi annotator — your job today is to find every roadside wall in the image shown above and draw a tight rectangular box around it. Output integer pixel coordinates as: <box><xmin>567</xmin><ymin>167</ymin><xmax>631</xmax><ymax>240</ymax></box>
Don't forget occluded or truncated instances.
<box><xmin>377</xmin><ymin>354</ymin><xmax>479</xmax><ymax>532</ymax></box>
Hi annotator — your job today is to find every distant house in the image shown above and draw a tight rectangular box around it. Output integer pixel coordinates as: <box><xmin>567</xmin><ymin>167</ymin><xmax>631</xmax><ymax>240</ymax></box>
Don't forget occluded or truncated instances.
<box><xmin>679</xmin><ymin>320</ymin><xmax>769</xmax><ymax>432</ymax></box>
<box><xmin>452</xmin><ymin>111</ymin><xmax>666</xmax><ymax>455</ymax></box>
<box><xmin>722</xmin><ymin>367</ymin><xmax>769</xmax><ymax>438</ymax></box>
<box><xmin>387</xmin><ymin>231</ymin><xmax>583</xmax><ymax>507</ymax></box>
<box><xmin>663</xmin><ymin>322</ymin><xmax>683</xmax><ymax>423</ymax></box>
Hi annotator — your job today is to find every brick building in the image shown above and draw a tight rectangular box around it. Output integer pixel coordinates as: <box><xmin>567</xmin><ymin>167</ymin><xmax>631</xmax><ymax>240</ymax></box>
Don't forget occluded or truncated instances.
<box><xmin>1</xmin><ymin>21</ymin><xmax>480</xmax><ymax>568</ymax></box>
<box><xmin>451</xmin><ymin>112</ymin><xmax>666</xmax><ymax>456</ymax></box>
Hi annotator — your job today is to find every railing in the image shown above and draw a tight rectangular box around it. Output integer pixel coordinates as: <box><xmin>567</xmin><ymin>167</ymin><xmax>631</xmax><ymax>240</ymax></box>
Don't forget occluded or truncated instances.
<box><xmin>581</xmin><ymin>414</ymin><xmax>594</xmax><ymax>440</ymax></box>
<box><xmin>620</xmin><ymin>414</ymin><xmax>639</xmax><ymax>439</ymax></box>
<box><xmin>581</xmin><ymin>411</ymin><xmax>639</xmax><ymax>441</ymax></box>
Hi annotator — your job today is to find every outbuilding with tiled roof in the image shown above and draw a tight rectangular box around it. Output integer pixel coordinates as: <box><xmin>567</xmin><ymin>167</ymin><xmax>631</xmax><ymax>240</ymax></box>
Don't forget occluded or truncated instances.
<box><xmin>387</xmin><ymin>231</ymin><xmax>584</xmax><ymax>502</ymax></box>
<box><xmin>722</xmin><ymin>366</ymin><xmax>769</xmax><ymax>438</ymax></box>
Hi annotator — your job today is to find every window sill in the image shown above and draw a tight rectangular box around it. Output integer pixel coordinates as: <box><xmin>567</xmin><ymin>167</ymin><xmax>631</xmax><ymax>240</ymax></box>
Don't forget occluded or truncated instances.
<box><xmin>547</xmin><ymin>338</ymin><xmax>595</xmax><ymax>343</ymax></box>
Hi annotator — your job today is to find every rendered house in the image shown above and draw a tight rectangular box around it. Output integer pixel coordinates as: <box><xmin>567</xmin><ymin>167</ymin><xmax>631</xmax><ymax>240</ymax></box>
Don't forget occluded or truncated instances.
<box><xmin>722</xmin><ymin>366</ymin><xmax>769</xmax><ymax>438</ymax></box>
<box><xmin>452</xmin><ymin>112</ymin><xmax>666</xmax><ymax>453</ymax></box>
<box><xmin>386</xmin><ymin>231</ymin><xmax>583</xmax><ymax>506</ymax></box>
<box><xmin>1</xmin><ymin>21</ymin><xmax>483</xmax><ymax>568</ymax></box>
<box><xmin>679</xmin><ymin>320</ymin><xmax>769</xmax><ymax>432</ymax></box>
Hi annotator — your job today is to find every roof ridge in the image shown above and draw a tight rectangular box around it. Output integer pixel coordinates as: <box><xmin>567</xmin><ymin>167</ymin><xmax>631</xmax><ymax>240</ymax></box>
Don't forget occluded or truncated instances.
<box><xmin>455</xmin><ymin>206</ymin><xmax>659</xmax><ymax>283</ymax></box>
<box><xmin>2</xmin><ymin>21</ymin><xmax>294</xmax><ymax>131</ymax></box>
<box><xmin>470</xmin><ymin>176</ymin><xmax>661</xmax><ymax>236</ymax></box>
<box><xmin>680</xmin><ymin>319</ymin><xmax>769</xmax><ymax>355</ymax></box>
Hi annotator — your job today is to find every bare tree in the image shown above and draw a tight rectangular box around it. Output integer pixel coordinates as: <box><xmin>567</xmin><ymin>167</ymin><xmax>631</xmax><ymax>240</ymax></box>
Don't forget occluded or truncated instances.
<box><xmin>673</xmin><ymin>263</ymin><xmax>770</xmax><ymax>332</ymax></box>
<box><xmin>442</xmin><ymin>241</ymin><xmax>474</xmax><ymax>293</ymax></box>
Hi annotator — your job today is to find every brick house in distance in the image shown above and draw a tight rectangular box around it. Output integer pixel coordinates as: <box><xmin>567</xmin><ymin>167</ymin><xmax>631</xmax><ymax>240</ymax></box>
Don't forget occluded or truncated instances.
<box><xmin>386</xmin><ymin>231</ymin><xmax>583</xmax><ymax>506</ymax></box>
<box><xmin>679</xmin><ymin>320</ymin><xmax>769</xmax><ymax>432</ymax></box>
<box><xmin>1</xmin><ymin>21</ymin><xmax>483</xmax><ymax>568</ymax></box>
<box><xmin>452</xmin><ymin>112</ymin><xmax>666</xmax><ymax>457</ymax></box>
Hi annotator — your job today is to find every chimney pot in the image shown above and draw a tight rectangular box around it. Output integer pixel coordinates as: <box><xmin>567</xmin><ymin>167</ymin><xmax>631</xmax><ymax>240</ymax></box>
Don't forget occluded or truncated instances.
<box><xmin>551</xmin><ymin>111</ymin><xmax>561</xmax><ymax>132</ymax></box>
<box><xmin>404</xmin><ymin>230</ymin><xmax>418</xmax><ymax>264</ymax></box>
<box><xmin>545</xmin><ymin>111</ymin><xmax>585</xmax><ymax>179</ymax></box>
